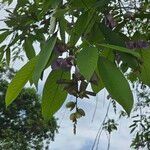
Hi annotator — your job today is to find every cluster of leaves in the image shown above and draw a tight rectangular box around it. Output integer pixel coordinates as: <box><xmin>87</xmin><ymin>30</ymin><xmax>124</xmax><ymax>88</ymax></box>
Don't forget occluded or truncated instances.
<box><xmin>0</xmin><ymin>0</ymin><xmax>149</xmax><ymax>124</ymax></box>
<box><xmin>0</xmin><ymin>64</ymin><xmax>58</xmax><ymax>150</ymax></box>
<box><xmin>129</xmin><ymin>83</ymin><xmax>150</xmax><ymax>149</ymax></box>
<box><xmin>103</xmin><ymin>119</ymin><xmax>118</xmax><ymax>134</ymax></box>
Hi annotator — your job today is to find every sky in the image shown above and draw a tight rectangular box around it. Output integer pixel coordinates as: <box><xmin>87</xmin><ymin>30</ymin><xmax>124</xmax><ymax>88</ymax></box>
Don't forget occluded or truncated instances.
<box><xmin>0</xmin><ymin>2</ymin><xmax>135</xmax><ymax>150</ymax></box>
<box><xmin>48</xmin><ymin>92</ymin><xmax>132</xmax><ymax>150</ymax></box>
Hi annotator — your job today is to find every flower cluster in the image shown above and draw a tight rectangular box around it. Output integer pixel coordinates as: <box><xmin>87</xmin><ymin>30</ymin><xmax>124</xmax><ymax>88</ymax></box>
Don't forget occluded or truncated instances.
<box><xmin>51</xmin><ymin>56</ymin><xmax>74</xmax><ymax>71</ymax></box>
<box><xmin>54</xmin><ymin>42</ymin><xmax>68</xmax><ymax>55</ymax></box>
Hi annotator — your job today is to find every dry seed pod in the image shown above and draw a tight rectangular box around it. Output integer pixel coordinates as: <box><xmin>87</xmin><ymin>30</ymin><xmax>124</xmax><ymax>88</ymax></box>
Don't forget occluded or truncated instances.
<box><xmin>75</xmin><ymin>112</ymin><xmax>82</xmax><ymax>119</ymax></box>
<box><xmin>70</xmin><ymin>113</ymin><xmax>76</xmax><ymax>122</ymax></box>
<box><xmin>66</xmin><ymin>101</ymin><xmax>75</xmax><ymax>111</ymax></box>
<box><xmin>77</xmin><ymin>108</ymin><xmax>85</xmax><ymax>116</ymax></box>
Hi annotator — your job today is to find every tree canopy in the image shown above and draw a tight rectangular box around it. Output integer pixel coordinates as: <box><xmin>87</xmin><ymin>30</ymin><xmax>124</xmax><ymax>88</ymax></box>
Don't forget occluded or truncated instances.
<box><xmin>0</xmin><ymin>0</ymin><xmax>149</xmax><ymax>137</ymax></box>
<box><xmin>0</xmin><ymin>64</ymin><xmax>58</xmax><ymax>150</ymax></box>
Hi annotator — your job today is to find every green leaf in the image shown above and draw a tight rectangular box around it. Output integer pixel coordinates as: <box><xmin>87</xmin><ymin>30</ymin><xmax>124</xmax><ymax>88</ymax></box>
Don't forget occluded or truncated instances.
<box><xmin>86</xmin><ymin>22</ymin><xmax>104</xmax><ymax>44</ymax></box>
<box><xmin>0</xmin><ymin>52</ymin><xmax>4</xmax><ymax>62</ymax></box>
<box><xmin>98</xmin><ymin>23</ymin><xmax>139</xmax><ymax>70</ymax></box>
<box><xmin>24</xmin><ymin>39</ymin><xmax>36</xmax><ymax>60</ymax></box>
<box><xmin>77</xmin><ymin>44</ymin><xmax>99</xmax><ymax>81</ymax></box>
<box><xmin>121</xmin><ymin>53</ymin><xmax>139</xmax><ymax>70</ymax></box>
<box><xmin>39</xmin><ymin>0</ymin><xmax>61</xmax><ymax>18</ymax></box>
<box><xmin>42</xmin><ymin>70</ymin><xmax>70</xmax><ymax>121</ymax></box>
<box><xmin>6</xmin><ymin>48</ymin><xmax>11</xmax><ymax>65</ymax></box>
<box><xmin>69</xmin><ymin>11</ymin><xmax>91</xmax><ymax>46</ymax></box>
<box><xmin>0</xmin><ymin>46</ymin><xmax>5</xmax><ymax>61</ymax></box>
<box><xmin>99</xmin><ymin>23</ymin><xmax>125</xmax><ymax>46</ymax></box>
<box><xmin>45</xmin><ymin>50</ymin><xmax>58</xmax><ymax>69</ymax></box>
<box><xmin>70</xmin><ymin>0</ymin><xmax>96</xmax><ymax>9</ymax></box>
<box><xmin>5</xmin><ymin>57</ymin><xmax>37</xmax><ymax>106</ymax></box>
<box><xmin>98</xmin><ymin>56</ymin><xmax>133</xmax><ymax>115</ymax></box>
<box><xmin>100</xmin><ymin>48</ymin><xmax>114</xmax><ymax>62</ymax></box>
<box><xmin>32</xmin><ymin>34</ymin><xmax>57</xmax><ymax>84</ymax></box>
<box><xmin>92</xmin><ymin>0</ymin><xmax>111</xmax><ymax>9</ymax></box>
<box><xmin>0</xmin><ymin>31</ymin><xmax>10</xmax><ymax>43</ymax></box>
<box><xmin>139</xmin><ymin>49</ymin><xmax>150</xmax><ymax>85</ymax></box>
<box><xmin>99</xmin><ymin>44</ymin><xmax>141</xmax><ymax>58</ymax></box>
<box><xmin>54</xmin><ymin>8</ymin><xmax>68</xmax><ymax>18</ymax></box>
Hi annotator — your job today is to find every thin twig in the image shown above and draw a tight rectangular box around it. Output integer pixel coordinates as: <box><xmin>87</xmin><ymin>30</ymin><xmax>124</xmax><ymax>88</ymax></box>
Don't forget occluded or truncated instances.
<box><xmin>91</xmin><ymin>94</ymin><xmax>99</xmax><ymax>122</ymax></box>
<box><xmin>91</xmin><ymin>101</ymin><xmax>111</xmax><ymax>150</ymax></box>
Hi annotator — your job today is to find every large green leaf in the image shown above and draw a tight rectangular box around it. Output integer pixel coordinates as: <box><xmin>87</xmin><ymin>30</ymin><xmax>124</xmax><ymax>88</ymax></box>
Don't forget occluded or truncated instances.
<box><xmin>42</xmin><ymin>70</ymin><xmax>70</xmax><ymax>121</ymax></box>
<box><xmin>86</xmin><ymin>22</ymin><xmax>104</xmax><ymax>44</ymax></box>
<box><xmin>139</xmin><ymin>49</ymin><xmax>150</xmax><ymax>85</ymax></box>
<box><xmin>99</xmin><ymin>23</ymin><xmax>139</xmax><ymax>70</ymax></box>
<box><xmin>77</xmin><ymin>44</ymin><xmax>99</xmax><ymax>81</ymax></box>
<box><xmin>98</xmin><ymin>56</ymin><xmax>133</xmax><ymax>115</ymax></box>
<box><xmin>5</xmin><ymin>57</ymin><xmax>37</xmax><ymax>106</ymax></box>
<box><xmin>32</xmin><ymin>34</ymin><xmax>57</xmax><ymax>84</ymax></box>
<box><xmin>99</xmin><ymin>23</ymin><xmax>125</xmax><ymax>46</ymax></box>
<box><xmin>69</xmin><ymin>11</ymin><xmax>92</xmax><ymax>46</ymax></box>
<box><xmin>99</xmin><ymin>44</ymin><xmax>141</xmax><ymax>58</ymax></box>
<box><xmin>70</xmin><ymin>0</ymin><xmax>96</xmax><ymax>9</ymax></box>
<box><xmin>70</xmin><ymin>0</ymin><xmax>110</xmax><ymax>10</ymax></box>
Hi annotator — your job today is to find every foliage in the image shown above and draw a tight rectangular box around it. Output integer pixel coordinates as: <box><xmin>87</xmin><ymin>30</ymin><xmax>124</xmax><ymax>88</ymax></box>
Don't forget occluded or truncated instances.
<box><xmin>0</xmin><ymin>0</ymin><xmax>149</xmax><ymax>134</ymax></box>
<box><xmin>0</xmin><ymin>65</ymin><xmax>58</xmax><ymax>150</ymax></box>
<box><xmin>129</xmin><ymin>83</ymin><xmax>150</xmax><ymax>149</ymax></box>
